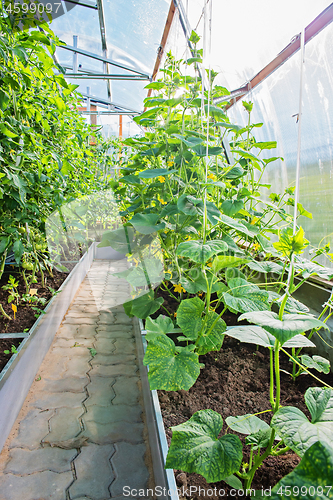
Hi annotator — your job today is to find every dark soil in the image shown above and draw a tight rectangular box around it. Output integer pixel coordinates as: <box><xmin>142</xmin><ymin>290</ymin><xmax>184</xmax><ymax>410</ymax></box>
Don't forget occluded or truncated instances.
<box><xmin>0</xmin><ymin>337</ymin><xmax>23</xmax><ymax>373</ymax></box>
<box><xmin>153</xmin><ymin>283</ymin><xmax>333</xmax><ymax>499</ymax></box>
<box><xmin>0</xmin><ymin>266</ymin><xmax>67</xmax><ymax>373</ymax></box>
<box><xmin>0</xmin><ymin>267</ymin><xmax>67</xmax><ymax>334</ymax></box>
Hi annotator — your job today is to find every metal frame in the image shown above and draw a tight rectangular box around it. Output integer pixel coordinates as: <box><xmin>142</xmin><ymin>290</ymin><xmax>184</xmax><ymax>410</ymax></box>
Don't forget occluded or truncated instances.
<box><xmin>222</xmin><ymin>2</ymin><xmax>333</xmax><ymax>108</ymax></box>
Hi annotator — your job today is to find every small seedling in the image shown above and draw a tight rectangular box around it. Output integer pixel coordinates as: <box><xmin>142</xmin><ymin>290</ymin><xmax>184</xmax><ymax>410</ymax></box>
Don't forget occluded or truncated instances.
<box><xmin>4</xmin><ymin>345</ymin><xmax>18</xmax><ymax>355</ymax></box>
<box><xmin>35</xmin><ymin>375</ymin><xmax>41</xmax><ymax>381</ymax></box>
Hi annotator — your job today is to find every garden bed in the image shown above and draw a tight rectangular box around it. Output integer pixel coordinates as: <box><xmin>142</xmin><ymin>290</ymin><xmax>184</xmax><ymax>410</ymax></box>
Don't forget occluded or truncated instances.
<box><xmin>159</xmin><ymin>334</ymin><xmax>333</xmax><ymax>499</ymax></box>
<box><xmin>147</xmin><ymin>283</ymin><xmax>333</xmax><ymax>499</ymax></box>
<box><xmin>0</xmin><ymin>269</ymin><xmax>68</xmax><ymax>334</ymax></box>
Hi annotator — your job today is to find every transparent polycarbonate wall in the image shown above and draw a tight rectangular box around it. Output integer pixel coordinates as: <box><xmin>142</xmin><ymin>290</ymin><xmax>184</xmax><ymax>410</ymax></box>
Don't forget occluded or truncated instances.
<box><xmin>49</xmin><ymin>0</ymin><xmax>170</xmax><ymax>113</ymax></box>
<box><xmin>227</xmin><ymin>22</ymin><xmax>333</xmax><ymax>268</ymax></box>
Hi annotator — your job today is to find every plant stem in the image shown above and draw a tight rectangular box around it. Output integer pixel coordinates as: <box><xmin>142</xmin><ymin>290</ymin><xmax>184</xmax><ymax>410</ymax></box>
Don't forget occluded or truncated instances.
<box><xmin>0</xmin><ymin>304</ymin><xmax>12</xmax><ymax>320</ymax></box>
<box><xmin>274</xmin><ymin>339</ymin><xmax>281</xmax><ymax>413</ymax></box>
<box><xmin>269</xmin><ymin>348</ymin><xmax>275</xmax><ymax>408</ymax></box>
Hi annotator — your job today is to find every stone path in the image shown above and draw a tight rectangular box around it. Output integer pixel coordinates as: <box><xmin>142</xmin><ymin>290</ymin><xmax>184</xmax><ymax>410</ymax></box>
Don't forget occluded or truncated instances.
<box><xmin>0</xmin><ymin>260</ymin><xmax>153</xmax><ymax>500</ymax></box>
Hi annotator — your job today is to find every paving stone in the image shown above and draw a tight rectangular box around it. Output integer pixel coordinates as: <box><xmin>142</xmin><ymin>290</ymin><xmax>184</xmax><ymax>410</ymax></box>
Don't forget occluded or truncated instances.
<box><xmin>90</xmin><ymin>363</ymin><xmax>138</xmax><ymax>377</ymax></box>
<box><xmin>63</xmin><ymin>317</ymin><xmax>97</xmax><ymax>325</ymax></box>
<box><xmin>42</xmin><ymin>354</ymin><xmax>69</xmax><ymax>380</ymax></box>
<box><xmin>84</xmin><ymin>405</ymin><xmax>142</xmax><ymax>424</ymax></box>
<box><xmin>76</xmin><ymin>325</ymin><xmax>98</xmax><ymax>338</ymax></box>
<box><xmin>57</xmin><ymin>324</ymin><xmax>79</xmax><ymax>338</ymax></box>
<box><xmin>9</xmin><ymin>409</ymin><xmax>54</xmax><ymax>450</ymax></box>
<box><xmin>112</xmin><ymin>338</ymin><xmax>136</xmax><ymax>354</ymax></box>
<box><xmin>53</xmin><ymin>338</ymin><xmax>93</xmax><ymax>348</ymax></box>
<box><xmin>44</xmin><ymin>407</ymin><xmax>83</xmax><ymax>445</ymax></box>
<box><xmin>114</xmin><ymin>313</ymin><xmax>133</xmax><ymax>325</ymax></box>
<box><xmin>97</xmin><ymin>327</ymin><xmax>134</xmax><ymax>340</ymax></box>
<box><xmin>65</xmin><ymin>311</ymin><xmax>99</xmax><ymax>320</ymax></box>
<box><xmin>110</xmin><ymin>442</ymin><xmax>149</xmax><ymax>497</ymax></box>
<box><xmin>85</xmin><ymin>376</ymin><xmax>116</xmax><ymax>407</ymax></box>
<box><xmin>83</xmin><ymin>420</ymin><xmax>144</xmax><ymax>444</ymax></box>
<box><xmin>31</xmin><ymin>391</ymin><xmax>86</xmax><ymax>410</ymax></box>
<box><xmin>69</xmin><ymin>305</ymin><xmax>100</xmax><ymax>314</ymax></box>
<box><xmin>68</xmin><ymin>444</ymin><xmax>114</xmax><ymax>500</ymax></box>
<box><xmin>93</xmin><ymin>338</ymin><xmax>116</xmax><ymax>354</ymax></box>
<box><xmin>62</xmin><ymin>355</ymin><xmax>91</xmax><ymax>379</ymax></box>
<box><xmin>5</xmin><ymin>447</ymin><xmax>77</xmax><ymax>474</ymax></box>
<box><xmin>0</xmin><ymin>471</ymin><xmax>73</xmax><ymax>500</ymax></box>
<box><xmin>90</xmin><ymin>354</ymin><xmax>136</xmax><ymax>366</ymax></box>
<box><xmin>97</xmin><ymin>312</ymin><xmax>116</xmax><ymax>325</ymax></box>
<box><xmin>111</xmin><ymin>377</ymin><xmax>140</xmax><ymax>406</ymax></box>
<box><xmin>41</xmin><ymin>377</ymin><xmax>88</xmax><ymax>393</ymax></box>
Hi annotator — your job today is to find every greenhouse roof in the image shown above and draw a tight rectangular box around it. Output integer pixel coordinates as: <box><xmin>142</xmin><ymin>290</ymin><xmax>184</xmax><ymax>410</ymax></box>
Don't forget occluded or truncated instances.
<box><xmin>48</xmin><ymin>0</ymin><xmax>170</xmax><ymax>114</ymax></box>
<box><xmin>48</xmin><ymin>0</ymin><xmax>333</xmax><ymax>119</ymax></box>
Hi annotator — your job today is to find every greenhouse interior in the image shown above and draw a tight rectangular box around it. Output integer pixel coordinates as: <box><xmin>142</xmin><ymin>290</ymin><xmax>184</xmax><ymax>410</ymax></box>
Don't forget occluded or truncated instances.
<box><xmin>1</xmin><ymin>0</ymin><xmax>333</xmax><ymax>498</ymax></box>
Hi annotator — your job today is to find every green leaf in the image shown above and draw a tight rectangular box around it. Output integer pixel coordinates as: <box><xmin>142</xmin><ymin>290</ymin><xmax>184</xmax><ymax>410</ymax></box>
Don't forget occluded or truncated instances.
<box><xmin>300</xmin><ymin>355</ymin><xmax>330</xmax><ymax>375</ymax></box>
<box><xmin>219</xmin><ymin>214</ymin><xmax>254</xmax><ymax>236</ymax></box>
<box><xmin>252</xmin><ymin>141</ymin><xmax>277</xmax><ymax>151</ymax></box>
<box><xmin>294</xmin><ymin>258</ymin><xmax>333</xmax><ymax>280</ymax></box>
<box><xmin>176</xmin><ymin>239</ymin><xmax>228</xmax><ymax>264</ymax></box>
<box><xmin>223</xmin><ymin>278</ymin><xmax>270</xmax><ymax>314</ymax></box>
<box><xmin>189</xmin><ymin>30</ymin><xmax>201</xmax><ymax>44</ymax></box>
<box><xmin>222</xmin><ymin>199</ymin><xmax>244</xmax><ymax>217</ymax></box>
<box><xmin>297</xmin><ymin>202</ymin><xmax>312</xmax><ymax>219</ymax></box>
<box><xmin>238</xmin><ymin>311</ymin><xmax>328</xmax><ymax>345</ymax></box>
<box><xmin>0</xmin><ymin>236</ymin><xmax>10</xmax><ymax>253</ymax></box>
<box><xmin>13</xmin><ymin>239</ymin><xmax>25</xmax><ymax>264</ymax></box>
<box><xmin>227</xmin><ymin>325</ymin><xmax>316</xmax><ymax>349</ymax></box>
<box><xmin>196</xmin><ymin>311</ymin><xmax>226</xmax><ymax>355</ymax></box>
<box><xmin>114</xmin><ymin>258</ymin><xmax>164</xmax><ymax>287</ymax></box>
<box><xmin>125</xmin><ymin>290</ymin><xmax>163</xmax><ymax>319</ymax></box>
<box><xmin>246</xmin><ymin>260</ymin><xmax>283</xmax><ymax>275</ymax></box>
<box><xmin>271</xmin><ymin>387</ymin><xmax>333</xmax><ymax>457</ymax></box>
<box><xmin>143</xmin><ymin>335</ymin><xmax>200</xmax><ymax>390</ymax></box>
<box><xmin>270</xmin><ymin>441</ymin><xmax>333</xmax><ymax>500</ymax></box>
<box><xmin>138</xmin><ymin>168</ymin><xmax>177</xmax><ymax>179</ymax></box>
<box><xmin>273</xmin><ymin>227</ymin><xmax>309</xmax><ymax>256</ymax></box>
<box><xmin>130</xmin><ymin>213</ymin><xmax>165</xmax><ymax>234</ymax></box>
<box><xmin>145</xmin><ymin>315</ymin><xmax>175</xmax><ymax>341</ymax></box>
<box><xmin>223</xmin><ymin>165</ymin><xmax>245</xmax><ymax>179</ymax></box>
<box><xmin>226</xmin><ymin>414</ymin><xmax>270</xmax><ymax>435</ymax></box>
<box><xmin>245</xmin><ymin>428</ymin><xmax>271</xmax><ymax>450</ymax></box>
<box><xmin>212</xmin><ymin>256</ymin><xmax>250</xmax><ymax>273</ymax></box>
<box><xmin>97</xmin><ymin>227</ymin><xmax>135</xmax><ymax>253</ymax></box>
<box><xmin>165</xmin><ymin>409</ymin><xmax>243</xmax><ymax>483</ymax></box>
<box><xmin>176</xmin><ymin>297</ymin><xmax>204</xmax><ymax>341</ymax></box>
<box><xmin>191</xmin><ymin>144</ymin><xmax>224</xmax><ymax>157</ymax></box>
<box><xmin>177</xmin><ymin>194</ymin><xmax>203</xmax><ymax>216</ymax></box>
<box><xmin>224</xmin><ymin>475</ymin><xmax>243</xmax><ymax>489</ymax></box>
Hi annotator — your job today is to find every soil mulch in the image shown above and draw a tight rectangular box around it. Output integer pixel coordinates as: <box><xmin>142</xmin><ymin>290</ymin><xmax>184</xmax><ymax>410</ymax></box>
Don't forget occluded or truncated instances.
<box><xmin>0</xmin><ymin>267</ymin><xmax>68</xmax><ymax>372</ymax></box>
<box><xmin>153</xmin><ymin>283</ymin><xmax>333</xmax><ymax>499</ymax></box>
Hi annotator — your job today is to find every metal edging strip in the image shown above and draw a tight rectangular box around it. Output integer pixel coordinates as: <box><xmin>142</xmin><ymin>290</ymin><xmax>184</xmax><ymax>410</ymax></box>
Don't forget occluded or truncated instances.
<box><xmin>139</xmin><ymin>319</ymin><xmax>179</xmax><ymax>500</ymax></box>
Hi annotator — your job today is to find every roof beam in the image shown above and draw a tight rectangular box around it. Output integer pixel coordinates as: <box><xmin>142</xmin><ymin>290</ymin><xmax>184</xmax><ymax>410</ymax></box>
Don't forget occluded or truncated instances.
<box><xmin>64</xmin><ymin>0</ymin><xmax>98</xmax><ymax>9</ymax></box>
<box><xmin>226</xmin><ymin>3</ymin><xmax>333</xmax><ymax>109</ymax></box>
<box><xmin>63</xmin><ymin>73</ymin><xmax>149</xmax><ymax>80</ymax></box>
<box><xmin>61</xmin><ymin>45</ymin><xmax>150</xmax><ymax>78</ymax></box>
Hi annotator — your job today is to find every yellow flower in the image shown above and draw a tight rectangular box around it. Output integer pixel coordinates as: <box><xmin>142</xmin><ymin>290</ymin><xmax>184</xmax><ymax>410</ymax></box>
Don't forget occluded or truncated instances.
<box><xmin>253</xmin><ymin>242</ymin><xmax>260</xmax><ymax>251</ymax></box>
<box><xmin>157</xmin><ymin>194</ymin><xmax>167</xmax><ymax>205</ymax></box>
<box><xmin>185</xmin><ymin>235</ymin><xmax>192</xmax><ymax>241</ymax></box>
<box><xmin>174</xmin><ymin>312</ymin><xmax>177</xmax><ymax>317</ymax></box>
<box><xmin>167</xmin><ymin>161</ymin><xmax>174</xmax><ymax>167</ymax></box>
<box><xmin>207</xmin><ymin>262</ymin><xmax>213</xmax><ymax>267</ymax></box>
<box><xmin>158</xmin><ymin>176</ymin><xmax>166</xmax><ymax>183</ymax></box>
<box><xmin>174</xmin><ymin>283</ymin><xmax>186</xmax><ymax>294</ymax></box>
<box><xmin>208</xmin><ymin>173</ymin><xmax>217</xmax><ymax>181</ymax></box>
<box><xmin>9</xmin><ymin>149</ymin><xmax>15</xmax><ymax>155</ymax></box>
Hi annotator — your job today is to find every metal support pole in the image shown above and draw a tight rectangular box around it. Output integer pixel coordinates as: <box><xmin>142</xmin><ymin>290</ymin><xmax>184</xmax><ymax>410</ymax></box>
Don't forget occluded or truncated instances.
<box><xmin>73</xmin><ymin>35</ymin><xmax>78</xmax><ymax>74</ymax></box>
